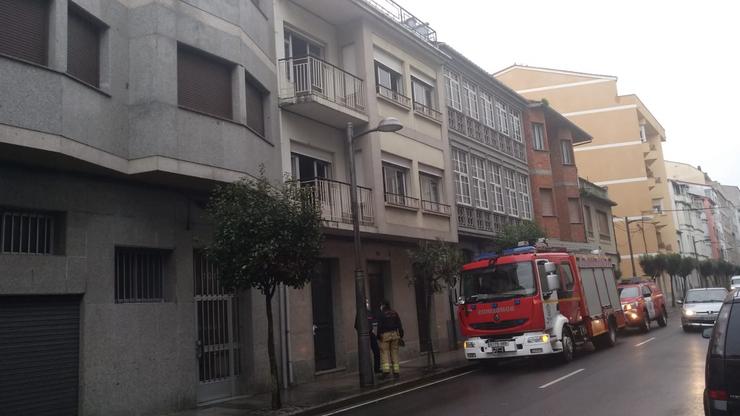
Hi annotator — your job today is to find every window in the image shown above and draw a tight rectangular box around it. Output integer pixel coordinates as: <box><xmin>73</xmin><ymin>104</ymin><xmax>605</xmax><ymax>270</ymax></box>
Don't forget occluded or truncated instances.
<box><xmin>412</xmin><ymin>77</ymin><xmax>434</xmax><ymax>109</ymax></box>
<box><xmin>504</xmin><ymin>169</ymin><xmax>518</xmax><ymax>217</ymax></box>
<box><xmin>383</xmin><ymin>163</ymin><xmax>409</xmax><ymax>198</ymax></box>
<box><xmin>443</xmin><ymin>68</ymin><xmax>462</xmax><ymax>111</ymax></box>
<box><xmin>284</xmin><ymin>30</ymin><xmax>322</xmax><ymax>58</ymax></box>
<box><xmin>642</xmin><ymin>285</ymin><xmax>652</xmax><ymax>297</ymax></box>
<box><xmin>568</xmin><ymin>198</ymin><xmax>582</xmax><ymax>223</ymax></box>
<box><xmin>420</xmin><ymin>173</ymin><xmax>442</xmax><ymax>203</ymax></box>
<box><xmin>518</xmin><ymin>174</ymin><xmax>532</xmax><ymax>220</ymax></box>
<box><xmin>291</xmin><ymin>153</ymin><xmax>331</xmax><ymax>180</ymax></box>
<box><xmin>0</xmin><ymin>0</ymin><xmax>49</xmax><ymax>65</ymax></box>
<box><xmin>541</xmin><ymin>189</ymin><xmax>555</xmax><ymax>216</ymax></box>
<box><xmin>488</xmin><ymin>162</ymin><xmax>505</xmax><ymax>214</ymax></box>
<box><xmin>725</xmin><ymin>303</ymin><xmax>740</xmax><ymax>357</ymax></box>
<box><xmin>1</xmin><ymin>208</ymin><xmax>62</xmax><ymax>255</ymax></box>
<box><xmin>532</xmin><ymin>123</ymin><xmax>546</xmax><ymax>150</ymax></box>
<box><xmin>639</xmin><ymin>124</ymin><xmax>647</xmax><ymax>142</ymax></box>
<box><xmin>510</xmin><ymin>109</ymin><xmax>522</xmax><ymax>142</ymax></box>
<box><xmin>496</xmin><ymin>101</ymin><xmax>509</xmax><ymax>135</ymax></box>
<box><xmin>481</xmin><ymin>92</ymin><xmax>495</xmax><ymax>128</ymax></box>
<box><xmin>561</xmin><ymin>140</ymin><xmax>574</xmax><ymax>165</ymax></box>
<box><xmin>596</xmin><ymin>210</ymin><xmax>611</xmax><ymax>240</ymax></box>
<box><xmin>652</xmin><ymin>198</ymin><xmax>663</xmax><ymax>213</ymax></box>
<box><xmin>584</xmin><ymin>205</ymin><xmax>594</xmax><ymax>237</ymax></box>
<box><xmin>115</xmin><ymin>247</ymin><xmax>168</xmax><ymax>303</ymax></box>
<box><xmin>471</xmin><ymin>157</ymin><xmax>488</xmax><ymax>209</ymax></box>
<box><xmin>67</xmin><ymin>5</ymin><xmax>103</xmax><ymax>87</ymax></box>
<box><xmin>452</xmin><ymin>148</ymin><xmax>471</xmax><ymax>205</ymax></box>
<box><xmin>178</xmin><ymin>44</ymin><xmax>233</xmax><ymax>120</ymax></box>
<box><xmin>461</xmin><ymin>80</ymin><xmax>479</xmax><ymax>119</ymax></box>
<box><xmin>559</xmin><ymin>263</ymin><xmax>575</xmax><ymax>291</ymax></box>
<box><xmin>245</xmin><ymin>75</ymin><xmax>265</xmax><ymax>136</ymax></box>
<box><xmin>375</xmin><ymin>61</ymin><xmax>404</xmax><ymax>95</ymax></box>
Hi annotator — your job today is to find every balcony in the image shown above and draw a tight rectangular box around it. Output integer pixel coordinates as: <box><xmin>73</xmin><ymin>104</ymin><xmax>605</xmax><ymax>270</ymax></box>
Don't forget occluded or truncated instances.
<box><xmin>385</xmin><ymin>192</ymin><xmax>419</xmax><ymax>210</ymax></box>
<box><xmin>448</xmin><ymin>108</ymin><xmax>526</xmax><ymax>162</ymax></box>
<box><xmin>457</xmin><ymin>205</ymin><xmax>515</xmax><ymax>235</ymax></box>
<box><xmin>413</xmin><ymin>102</ymin><xmax>443</xmax><ymax>123</ymax></box>
<box><xmin>376</xmin><ymin>84</ymin><xmax>411</xmax><ymax>109</ymax></box>
<box><xmin>278</xmin><ymin>56</ymin><xmax>368</xmax><ymax>127</ymax></box>
<box><xmin>421</xmin><ymin>200</ymin><xmax>451</xmax><ymax>216</ymax></box>
<box><xmin>302</xmin><ymin>178</ymin><xmax>374</xmax><ymax>227</ymax></box>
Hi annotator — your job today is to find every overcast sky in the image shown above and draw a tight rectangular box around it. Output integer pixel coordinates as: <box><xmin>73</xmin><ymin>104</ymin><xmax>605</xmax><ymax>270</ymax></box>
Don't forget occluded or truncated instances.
<box><xmin>398</xmin><ymin>0</ymin><xmax>740</xmax><ymax>186</ymax></box>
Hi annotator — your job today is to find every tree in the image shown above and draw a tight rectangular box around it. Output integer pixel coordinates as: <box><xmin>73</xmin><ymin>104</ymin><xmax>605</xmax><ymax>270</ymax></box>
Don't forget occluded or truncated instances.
<box><xmin>678</xmin><ymin>257</ymin><xmax>697</xmax><ymax>293</ymax></box>
<box><xmin>717</xmin><ymin>260</ymin><xmax>736</xmax><ymax>288</ymax></box>
<box><xmin>699</xmin><ymin>260</ymin><xmax>715</xmax><ymax>287</ymax></box>
<box><xmin>206</xmin><ymin>173</ymin><xmax>323</xmax><ymax>409</ymax></box>
<box><xmin>407</xmin><ymin>239</ymin><xmax>464</xmax><ymax>369</ymax></box>
<box><xmin>492</xmin><ymin>220</ymin><xmax>546</xmax><ymax>251</ymax></box>
<box><xmin>639</xmin><ymin>255</ymin><xmax>658</xmax><ymax>279</ymax></box>
<box><xmin>665</xmin><ymin>253</ymin><xmax>682</xmax><ymax>306</ymax></box>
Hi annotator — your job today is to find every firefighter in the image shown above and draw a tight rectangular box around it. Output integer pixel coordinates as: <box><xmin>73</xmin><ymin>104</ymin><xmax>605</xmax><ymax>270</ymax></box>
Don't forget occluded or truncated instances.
<box><xmin>377</xmin><ymin>300</ymin><xmax>404</xmax><ymax>379</ymax></box>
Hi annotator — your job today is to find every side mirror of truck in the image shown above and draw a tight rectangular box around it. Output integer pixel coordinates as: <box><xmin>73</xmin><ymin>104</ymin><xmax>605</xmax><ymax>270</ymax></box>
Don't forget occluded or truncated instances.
<box><xmin>546</xmin><ymin>273</ymin><xmax>561</xmax><ymax>292</ymax></box>
<box><xmin>544</xmin><ymin>262</ymin><xmax>557</xmax><ymax>274</ymax></box>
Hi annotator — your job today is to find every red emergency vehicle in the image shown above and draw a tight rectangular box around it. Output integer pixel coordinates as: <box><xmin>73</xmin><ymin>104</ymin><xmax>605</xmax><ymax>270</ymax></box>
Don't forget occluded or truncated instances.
<box><xmin>458</xmin><ymin>246</ymin><xmax>626</xmax><ymax>363</ymax></box>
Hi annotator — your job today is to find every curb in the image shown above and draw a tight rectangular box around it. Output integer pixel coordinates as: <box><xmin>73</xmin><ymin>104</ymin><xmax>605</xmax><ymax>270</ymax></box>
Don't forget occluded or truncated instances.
<box><xmin>289</xmin><ymin>363</ymin><xmax>476</xmax><ymax>416</ymax></box>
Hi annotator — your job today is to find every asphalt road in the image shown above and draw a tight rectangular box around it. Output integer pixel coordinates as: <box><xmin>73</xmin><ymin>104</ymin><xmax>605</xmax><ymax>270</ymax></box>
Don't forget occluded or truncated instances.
<box><xmin>325</xmin><ymin>313</ymin><xmax>709</xmax><ymax>416</ymax></box>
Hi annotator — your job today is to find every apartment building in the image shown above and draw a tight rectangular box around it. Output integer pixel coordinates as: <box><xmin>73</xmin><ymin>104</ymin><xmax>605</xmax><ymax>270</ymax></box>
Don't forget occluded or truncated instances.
<box><xmin>436</xmin><ymin>44</ymin><xmax>530</xmax><ymax>256</ymax></box>
<box><xmin>273</xmin><ymin>0</ymin><xmax>457</xmax><ymax>384</ymax></box>
<box><xmin>495</xmin><ymin>66</ymin><xmax>678</xmax><ymax>277</ymax></box>
<box><xmin>580</xmin><ymin>178</ymin><xmax>619</xmax><ymax>267</ymax></box>
<box><xmin>719</xmin><ymin>185</ymin><xmax>740</xmax><ymax>264</ymax></box>
<box><xmin>0</xmin><ymin>0</ymin><xmax>280</xmax><ymax>413</ymax></box>
<box><xmin>712</xmin><ymin>182</ymin><xmax>740</xmax><ymax>264</ymax></box>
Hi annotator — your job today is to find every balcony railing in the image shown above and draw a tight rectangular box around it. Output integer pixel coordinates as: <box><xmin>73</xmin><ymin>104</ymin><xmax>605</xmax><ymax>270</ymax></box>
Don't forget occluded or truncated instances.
<box><xmin>302</xmin><ymin>178</ymin><xmax>374</xmax><ymax>226</ymax></box>
<box><xmin>279</xmin><ymin>56</ymin><xmax>366</xmax><ymax>113</ymax></box>
<box><xmin>421</xmin><ymin>200</ymin><xmax>451</xmax><ymax>216</ymax></box>
<box><xmin>362</xmin><ymin>0</ymin><xmax>437</xmax><ymax>45</ymax></box>
<box><xmin>413</xmin><ymin>102</ymin><xmax>443</xmax><ymax>122</ymax></box>
<box><xmin>385</xmin><ymin>192</ymin><xmax>419</xmax><ymax>209</ymax></box>
<box><xmin>376</xmin><ymin>84</ymin><xmax>411</xmax><ymax>108</ymax></box>
<box><xmin>448</xmin><ymin>108</ymin><xmax>526</xmax><ymax>162</ymax></box>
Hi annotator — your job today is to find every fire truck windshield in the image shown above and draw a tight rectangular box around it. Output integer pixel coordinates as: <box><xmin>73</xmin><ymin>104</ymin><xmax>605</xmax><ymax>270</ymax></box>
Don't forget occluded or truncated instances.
<box><xmin>461</xmin><ymin>261</ymin><xmax>536</xmax><ymax>303</ymax></box>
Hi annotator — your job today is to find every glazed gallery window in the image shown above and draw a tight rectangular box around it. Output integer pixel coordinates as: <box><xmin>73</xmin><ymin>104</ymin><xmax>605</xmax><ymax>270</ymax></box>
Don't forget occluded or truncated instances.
<box><xmin>461</xmin><ymin>79</ymin><xmax>479</xmax><ymax>120</ymax></box>
<box><xmin>488</xmin><ymin>162</ymin><xmax>505</xmax><ymax>214</ymax></box>
<box><xmin>518</xmin><ymin>174</ymin><xmax>532</xmax><ymax>220</ymax></box>
<box><xmin>481</xmin><ymin>91</ymin><xmax>496</xmax><ymax>128</ymax></box>
<box><xmin>471</xmin><ymin>156</ymin><xmax>488</xmax><ymax>209</ymax></box>
<box><xmin>443</xmin><ymin>68</ymin><xmax>462</xmax><ymax>111</ymax></box>
<box><xmin>496</xmin><ymin>101</ymin><xmax>509</xmax><ymax>136</ymax></box>
<box><xmin>451</xmin><ymin>148</ymin><xmax>471</xmax><ymax>205</ymax></box>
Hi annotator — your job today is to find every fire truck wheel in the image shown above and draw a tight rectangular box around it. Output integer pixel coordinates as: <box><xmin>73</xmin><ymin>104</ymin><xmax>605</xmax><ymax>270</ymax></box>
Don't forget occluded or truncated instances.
<box><xmin>558</xmin><ymin>328</ymin><xmax>575</xmax><ymax>364</ymax></box>
<box><xmin>594</xmin><ymin>319</ymin><xmax>617</xmax><ymax>349</ymax></box>
<box><xmin>657</xmin><ymin>307</ymin><xmax>668</xmax><ymax>327</ymax></box>
<box><xmin>641</xmin><ymin>312</ymin><xmax>651</xmax><ymax>333</ymax></box>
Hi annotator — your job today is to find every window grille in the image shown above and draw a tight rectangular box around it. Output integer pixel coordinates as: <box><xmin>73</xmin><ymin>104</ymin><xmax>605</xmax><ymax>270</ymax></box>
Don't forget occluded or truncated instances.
<box><xmin>115</xmin><ymin>247</ymin><xmax>167</xmax><ymax>303</ymax></box>
<box><xmin>0</xmin><ymin>209</ymin><xmax>56</xmax><ymax>254</ymax></box>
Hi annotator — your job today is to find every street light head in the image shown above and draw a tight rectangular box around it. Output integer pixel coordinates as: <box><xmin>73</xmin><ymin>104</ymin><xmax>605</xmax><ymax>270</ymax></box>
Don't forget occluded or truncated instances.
<box><xmin>376</xmin><ymin>117</ymin><xmax>403</xmax><ymax>133</ymax></box>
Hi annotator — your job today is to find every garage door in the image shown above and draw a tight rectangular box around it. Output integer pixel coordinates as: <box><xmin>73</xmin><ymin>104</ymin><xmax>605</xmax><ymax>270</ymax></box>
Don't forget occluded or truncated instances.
<box><xmin>0</xmin><ymin>295</ymin><xmax>81</xmax><ymax>415</ymax></box>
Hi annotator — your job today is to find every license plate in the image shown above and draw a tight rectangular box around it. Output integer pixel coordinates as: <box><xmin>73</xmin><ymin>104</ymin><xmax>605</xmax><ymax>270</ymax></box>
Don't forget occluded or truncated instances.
<box><xmin>489</xmin><ymin>341</ymin><xmax>516</xmax><ymax>353</ymax></box>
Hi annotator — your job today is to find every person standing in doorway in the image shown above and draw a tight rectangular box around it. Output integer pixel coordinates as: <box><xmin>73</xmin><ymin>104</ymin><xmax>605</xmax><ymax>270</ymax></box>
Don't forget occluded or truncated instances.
<box><xmin>377</xmin><ymin>300</ymin><xmax>404</xmax><ymax>379</ymax></box>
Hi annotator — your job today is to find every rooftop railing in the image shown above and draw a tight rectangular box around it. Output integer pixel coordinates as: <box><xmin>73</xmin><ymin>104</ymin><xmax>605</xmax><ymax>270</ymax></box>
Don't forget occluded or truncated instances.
<box><xmin>362</xmin><ymin>0</ymin><xmax>437</xmax><ymax>45</ymax></box>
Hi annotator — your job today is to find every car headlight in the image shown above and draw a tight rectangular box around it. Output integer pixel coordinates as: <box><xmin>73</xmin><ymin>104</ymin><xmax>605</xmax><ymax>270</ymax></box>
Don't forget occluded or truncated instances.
<box><xmin>464</xmin><ymin>341</ymin><xmax>476</xmax><ymax>348</ymax></box>
<box><xmin>526</xmin><ymin>334</ymin><xmax>550</xmax><ymax>344</ymax></box>
<box><xmin>683</xmin><ymin>309</ymin><xmax>695</xmax><ymax>316</ymax></box>
<box><xmin>623</xmin><ymin>302</ymin><xmax>638</xmax><ymax>310</ymax></box>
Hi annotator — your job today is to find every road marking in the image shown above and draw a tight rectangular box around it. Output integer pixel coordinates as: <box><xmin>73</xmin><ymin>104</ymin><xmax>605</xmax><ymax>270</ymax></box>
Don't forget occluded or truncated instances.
<box><xmin>635</xmin><ymin>337</ymin><xmax>655</xmax><ymax>347</ymax></box>
<box><xmin>319</xmin><ymin>369</ymin><xmax>478</xmax><ymax>415</ymax></box>
<box><xmin>538</xmin><ymin>368</ymin><xmax>585</xmax><ymax>389</ymax></box>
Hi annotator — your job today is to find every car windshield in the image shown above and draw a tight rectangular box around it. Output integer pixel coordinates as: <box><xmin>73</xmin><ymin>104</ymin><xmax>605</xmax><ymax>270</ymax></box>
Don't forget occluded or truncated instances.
<box><xmin>618</xmin><ymin>286</ymin><xmax>639</xmax><ymax>299</ymax></box>
<box><xmin>461</xmin><ymin>261</ymin><xmax>536</xmax><ymax>302</ymax></box>
<box><xmin>685</xmin><ymin>289</ymin><xmax>728</xmax><ymax>303</ymax></box>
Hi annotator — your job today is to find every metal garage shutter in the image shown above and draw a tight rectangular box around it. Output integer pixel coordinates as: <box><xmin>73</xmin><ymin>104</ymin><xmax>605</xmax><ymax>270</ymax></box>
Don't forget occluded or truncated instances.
<box><xmin>0</xmin><ymin>295</ymin><xmax>81</xmax><ymax>415</ymax></box>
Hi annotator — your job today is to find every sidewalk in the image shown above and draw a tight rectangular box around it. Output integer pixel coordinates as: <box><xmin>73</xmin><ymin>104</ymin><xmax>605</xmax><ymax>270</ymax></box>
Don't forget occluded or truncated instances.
<box><xmin>168</xmin><ymin>349</ymin><xmax>472</xmax><ymax>416</ymax></box>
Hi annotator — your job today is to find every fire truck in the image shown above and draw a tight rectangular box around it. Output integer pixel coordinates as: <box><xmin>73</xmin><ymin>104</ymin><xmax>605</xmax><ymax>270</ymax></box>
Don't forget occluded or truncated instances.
<box><xmin>458</xmin><ymin>245</ymin><xmax>626</xmax><ymax>363</ymax></box>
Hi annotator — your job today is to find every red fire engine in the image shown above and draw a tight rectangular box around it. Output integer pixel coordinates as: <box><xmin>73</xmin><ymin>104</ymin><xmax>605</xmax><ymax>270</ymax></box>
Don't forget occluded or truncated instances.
<box><xmin>458</xmin><ymin>245</ymin><xmax>626</xmax><ymax>363</ymax></box>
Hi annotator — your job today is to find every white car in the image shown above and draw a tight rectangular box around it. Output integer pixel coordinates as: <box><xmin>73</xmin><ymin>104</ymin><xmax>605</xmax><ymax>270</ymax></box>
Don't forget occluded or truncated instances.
<box><xmin>679</xmin><ymin>288</ymin><xmax>728</xmax><ymax>331</ymax></box>
<box><xmin>730</xmin><ymin>275</ymin><xmax>740</xmax><ymax>290</ymax></box>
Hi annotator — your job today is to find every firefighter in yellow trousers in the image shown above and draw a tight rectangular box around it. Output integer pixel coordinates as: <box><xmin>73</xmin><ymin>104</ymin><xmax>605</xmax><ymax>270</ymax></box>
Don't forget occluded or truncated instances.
<box><xmin>377</xmin><ymin>300</ymin><xmax>404</xmax><ymax>379</ymax></box>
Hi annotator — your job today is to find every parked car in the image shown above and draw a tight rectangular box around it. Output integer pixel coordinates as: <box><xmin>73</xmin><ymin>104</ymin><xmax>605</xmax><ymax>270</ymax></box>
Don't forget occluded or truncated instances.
<box><xmin>730</xmin><ymin>276</ymin><xmax>740</xmax><ymax>291</ymax></box>
<box><xmin>681</xmin><ymin>288</ymin><xmax>729</xmax><ymax>331</ymax></box>
<box><xmin>618</xmin><ymin>281</ymin><xmax>668</xmax><ymax>332</ymax></box>
<box><xmin>703</xmin><ymin>289</ymin><xmax>739</xmax><ymax>415</ymax></box>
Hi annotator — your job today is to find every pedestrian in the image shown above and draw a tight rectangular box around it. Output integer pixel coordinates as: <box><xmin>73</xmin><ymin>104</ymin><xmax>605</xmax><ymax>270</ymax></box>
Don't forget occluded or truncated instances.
<box><xmin>377</xmin><ymin>300</ymin><xmax>403</xmax><ymax>379</ymax></box>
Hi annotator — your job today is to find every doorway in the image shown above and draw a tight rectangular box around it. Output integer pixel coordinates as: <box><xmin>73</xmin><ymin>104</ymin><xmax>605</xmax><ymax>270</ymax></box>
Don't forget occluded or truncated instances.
<box><xmin>366</xmin><ymin>261</ymin><xmax>390</xmax><ymax>315</ymax></box>
<box><xmin>312</xmin><ymin>259</ymin><xmax>336</xmax><ymax>371</ymax></box>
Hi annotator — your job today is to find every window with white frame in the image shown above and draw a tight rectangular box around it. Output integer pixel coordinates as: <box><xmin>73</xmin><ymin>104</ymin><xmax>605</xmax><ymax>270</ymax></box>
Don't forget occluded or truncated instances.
<box><xmin>561</xmin><ymin>140</ymin><xmax>574</xmax><ymax>165</ymax></box>
<box><xmin>496</xmin><ymin>101</ymin><xmax>509</xmax><ymax>135</ymax></box>
<box><xmin>488</xmin><ymin>161</ymin><xmax>505</xmax><ymax>213</ymax></box>
<box><xmin>481</xmin><ymin>91</ymin><xmax>495</xmax><ymax>128</ymax></box>
<box><xmin>452</xmin><ymin>148</ymin><xmax>471</xmax><ymax>205</ymax></box>
<box><xmin>443</xmin><ymin>68</ymin><xmax>462</xmax><ymax>111</ymax></box>
<box><xmin>504</xmin><ymin>168</ymin><xmax>518</xmax><ymax>217</ymax></box>
<box><xmin>510</xmin><ymin>109</ymin><xmax>522</xmax><ymax>142</ymax></box>
<box><xmin>462</xmin><ymin>80</ymin><xmax>479</xmax><ymax>120</ymax></box>
<box><xmin>471</xmin><ymin>156</ymin><xmax>488</xmax><ymax>209</ymax></box>
<box><xmin>517</xmin><ymin>173</ymin><xmax>532</xmax><ymax>220</ymax></box>
<box><xmin>532</xmin><ymin>123</ymin><xmax>545</xmax><ymax>150</ymax></box>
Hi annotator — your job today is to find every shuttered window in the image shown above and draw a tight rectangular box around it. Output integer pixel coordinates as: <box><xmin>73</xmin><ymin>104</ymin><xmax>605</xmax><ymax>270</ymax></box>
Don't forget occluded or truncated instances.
<box><xmin>67</xmin><ymin>5</ymin><xmax>102</xmax><ymax>87</ymax></box>
<box><xmin>245</xmin><ymin>76</ymin><xmax>265</xmax><ymax>136</ymax></box>
<box><xmin>0</xmin><ymin>0</ymin><xmax>49</xmax><ymax>65</ymax></box>
<box><xmin>540</xmin><ymin>188</ymin><xmax>554</xmax><ymax>216</ymax></box>
<box><xmin>568</xmin><ymin>198</ymin><xmax>582</xmax><ymax>223</ymax></box>
<box><xmin>178</xmin><ymin>44</ymin><xmax>233</xmax><ymax>120</ymax></box>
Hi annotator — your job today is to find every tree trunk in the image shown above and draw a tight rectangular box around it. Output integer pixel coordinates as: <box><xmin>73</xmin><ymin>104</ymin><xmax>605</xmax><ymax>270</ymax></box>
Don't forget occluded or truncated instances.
<box><xmin>669</xmin><ymin>274</ymin><xmax>676</xmax><ymax>306</ymax></box>
<box><xmin>424</xmin><ymin>279</ymin><xmax>435</xmax><ymax>369</ymax></box>
<box><xmin>265</xmin><ymin>292</ymin><xmax>281</xmax><ymax>409</ymax></box>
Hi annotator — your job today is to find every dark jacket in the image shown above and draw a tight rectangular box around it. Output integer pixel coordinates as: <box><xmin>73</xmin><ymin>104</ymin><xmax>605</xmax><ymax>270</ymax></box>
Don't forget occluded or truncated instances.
<box><xmin>377</xmin><ymin>308</ymin><xmax>404</xmax><ymax>337</ymax></box>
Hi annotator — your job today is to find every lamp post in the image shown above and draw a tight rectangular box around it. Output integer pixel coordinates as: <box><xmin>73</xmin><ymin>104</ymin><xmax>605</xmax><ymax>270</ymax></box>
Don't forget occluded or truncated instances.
<box><xmin>691</xmin><ymin>237</ymin><xmax>712</xmax><ymax>287</ymax></box>
<box><xmin>624</xmin><ymin>216</ymin><xmax>651</xmax><ymax>277</ymax></box>
<box><xmin>347</xmin><ymin>117</ymin><xmax>402</xmax><ymax>387</ymax></box>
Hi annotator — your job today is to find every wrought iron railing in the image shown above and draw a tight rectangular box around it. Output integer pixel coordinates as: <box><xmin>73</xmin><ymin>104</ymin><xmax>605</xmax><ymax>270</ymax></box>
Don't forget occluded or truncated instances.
<box><xmin>421</xmin><ymin>200</ymin><xmax>451</xmax><ymax>215</ymax></box>
<box><xmin>385</xmin><ymin>192</ymin><xmax>420</xmax><ymax>209</ymax></box>
<box><xmin>376</xmin><ymin>84</ymin><xmax>411</xmax><ymax>108</ymax></box>
<box><xmin>413</xmin><ymin>102</ymin><xmax>443</xmax><ymax>122</ymax></box>
<box><xmin>302</xmin><ymin>178</ymin><xmax>374</xmax><ymax>226</ymax></box>
<box><xmin>279</xmin><ymin>56</ymin><xmax>366</xmax><ymax>113</ymax></box>
<box><xmin>447</xmin><ymin>108</ymin><xmax>526</xmax><ymax>162</ymax></box>
<box><xmin>361</xmin><ymin>0</ymin><xmax>437</xmax><ymax>45</ymax></box>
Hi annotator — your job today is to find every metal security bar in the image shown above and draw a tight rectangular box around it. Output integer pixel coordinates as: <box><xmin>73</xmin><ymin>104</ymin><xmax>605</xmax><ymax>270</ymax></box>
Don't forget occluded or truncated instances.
<box><xmin>114</xmin><ymin>248</ymin><xmax>166</xmax><ymax>303</ymax></box>
<box><xmin>302</xmin><ymin>178</ymin><xmax>375</xmax><ymax>226</ymax></box>
<box><xmin>413</xmin><ymin>102</ymin><xmax>443</xmax><ymax>122</ymax></box>
<box><xmin>376</xmin><ymin>84</ymin><xmax>411</xmax><ymax>108</ymax></box>
<box><xmin>421</xmin><ymin>200</ymin><xmax>451</xmax><ymax>215</ymax></box>
<box><xmin>0</xmin><ymin>210</ymin><xmax>55</xmax><ymax>254</ymax></box>
<box><xmin>278</xmin><ymin>56</ymin><xmax>366</xmax><ymax>113</ymax></box>
<box><xmin>194</xmin><ymin>251</ymin><xmax>241</xmax><ymax>384</ymax></box>
<box><xmin>385</xmin><ymin>192</ymin><xmax>420</xmax><ymax>209</ymax></box>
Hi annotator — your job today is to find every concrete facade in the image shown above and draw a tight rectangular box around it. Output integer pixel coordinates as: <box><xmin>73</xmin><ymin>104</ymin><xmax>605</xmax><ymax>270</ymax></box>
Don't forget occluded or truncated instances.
<box><xmin>495</xmin><ymin>66</ymin><xmax>678</xmax><ymax>277</ymax></box>
<box><xmin>0</xmin><ymin>0</ymin><xmax>281</xmax><ymax>414</ymax></box>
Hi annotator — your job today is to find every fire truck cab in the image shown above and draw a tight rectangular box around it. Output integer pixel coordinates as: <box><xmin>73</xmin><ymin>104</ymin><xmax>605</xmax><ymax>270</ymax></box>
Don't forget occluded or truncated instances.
<box><xmin>458</xmin><ymin>246</ymin><xmax>625</xmax><ymax>363</ymax></box>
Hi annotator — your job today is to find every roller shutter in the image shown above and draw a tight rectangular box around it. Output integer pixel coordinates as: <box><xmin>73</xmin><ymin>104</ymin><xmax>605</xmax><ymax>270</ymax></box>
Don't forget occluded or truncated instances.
<box><xmin>0</xmin><ymin>295</ymin><xmax>81</xmax><ymax>415</ymax></box>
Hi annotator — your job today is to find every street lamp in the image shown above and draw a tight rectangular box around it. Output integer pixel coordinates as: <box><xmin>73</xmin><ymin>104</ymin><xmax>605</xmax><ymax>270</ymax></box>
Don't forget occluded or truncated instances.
<box><xmin>624</xmin><ymin>215</ymin><xmax>652</xmax><ymax>277</ymax></box>
<box><xmin>347</xmin><ymin>117</ymin><xmax>402</xmax><ymax>387</ymax></box>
